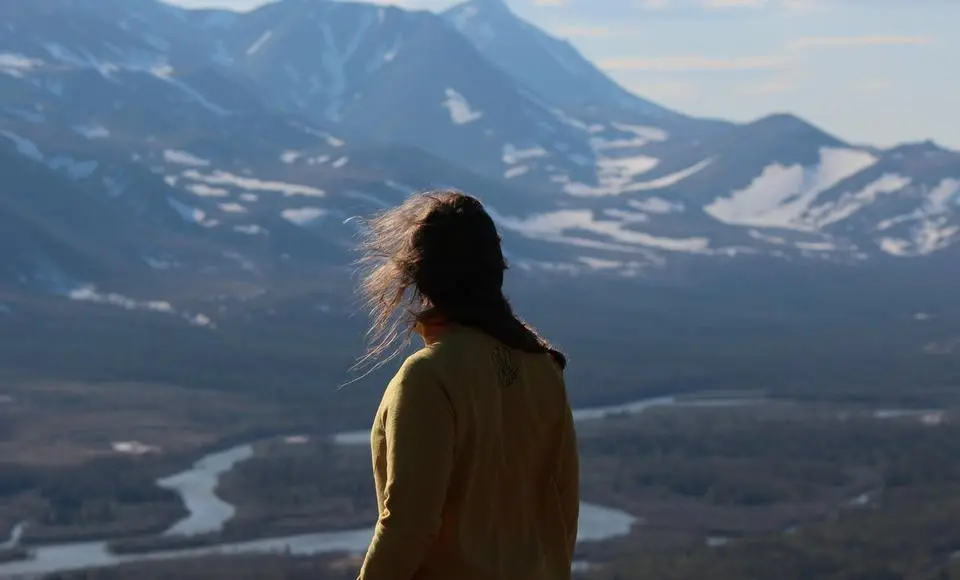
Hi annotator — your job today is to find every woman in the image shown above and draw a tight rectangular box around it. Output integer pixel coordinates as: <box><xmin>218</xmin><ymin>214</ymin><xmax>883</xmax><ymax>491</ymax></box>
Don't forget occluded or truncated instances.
<box><xmin>355</xmin><ymin>190</ymin><xmax>580</xmax><ymax>580</ymax></box>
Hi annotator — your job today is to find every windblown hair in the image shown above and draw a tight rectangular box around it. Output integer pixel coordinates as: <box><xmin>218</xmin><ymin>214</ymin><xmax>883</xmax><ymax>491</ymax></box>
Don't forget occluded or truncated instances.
<box><xmin>355</xmin><ymin>190</ymin><xmax>565</xmax><ymax>375</ymax></box>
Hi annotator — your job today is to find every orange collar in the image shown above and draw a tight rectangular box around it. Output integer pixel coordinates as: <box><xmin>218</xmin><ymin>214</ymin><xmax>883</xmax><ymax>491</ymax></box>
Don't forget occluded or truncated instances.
<box><xmin>414</xmin><ymin>312</ymin><xmax>450</xmax><ymax>345</ymax></box>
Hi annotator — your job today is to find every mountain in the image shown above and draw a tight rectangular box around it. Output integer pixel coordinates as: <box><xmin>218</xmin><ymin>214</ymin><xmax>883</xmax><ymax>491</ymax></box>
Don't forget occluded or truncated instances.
<box><xmin>442</xmin><ymin>0</ymin><xmax>675</xmax><ymax>119</ymax></box>
<box><xmin>0</xmin><ymin>0</ymin><xmax>957</xmax><ymax>308</ymax></box>
<box><xmin>199</xmin><ymin>0</ymin><xmax>605</xmax><ymax>187</ymax></box>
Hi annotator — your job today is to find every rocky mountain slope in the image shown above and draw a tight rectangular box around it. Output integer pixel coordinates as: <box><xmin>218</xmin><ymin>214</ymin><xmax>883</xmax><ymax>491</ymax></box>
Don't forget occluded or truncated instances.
<box><xmin>0</xmin><ymin>0</ymin><xmax>957</xmax><ymax>312</ymax></box>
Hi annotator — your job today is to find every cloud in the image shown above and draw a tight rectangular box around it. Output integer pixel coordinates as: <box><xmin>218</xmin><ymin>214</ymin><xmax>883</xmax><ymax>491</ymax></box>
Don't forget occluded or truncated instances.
<box><xmin>780</xmin><ymin>0</ymin><xmax>823</xmax><ymax>11</ymax></box>
<box><xmin>531</xmin><ymin>0</ymin><xmax>567</xmax><ymax>5</ymax></box>
<box><xmin>624</xmin><ymin>80</ymin><xmax>698</xmax><ymax>101</ymax></box>
<box><xmin>701</xmin><ymin>0</ymin><xmax>767</xmax><ymax>9</ymax></box>
<box><xmin>793</xmin><ymin>35</ymin><xmax>934</xmax><ymax>49</ymax></box>
<box><xmin>849</xmin><ymin>79</ymin><xmax>891</xmax><ymax>93</ymax></box>
<box><xmin>639</xmin><ymin>0</ymin><xmax>671</xmax><ymax>9</ymax></box>
<box><xmin>552</xmin><ymin>25</ymin><xmax>614</xmax><ymax>37</ymax></box>
<box><xmin>738</xmin><ymin>75</ymin><xmax>795</xmax><ymax>95</ymax></box>
<box><xmin>639</xmin><ymin>0</ymin><xmax>822</xmax><ymax>11</ymax></box>
<box><xmin>601</xmin><ymin>54</ymin><xmax>787</xmax><ymax>73</ymax></box>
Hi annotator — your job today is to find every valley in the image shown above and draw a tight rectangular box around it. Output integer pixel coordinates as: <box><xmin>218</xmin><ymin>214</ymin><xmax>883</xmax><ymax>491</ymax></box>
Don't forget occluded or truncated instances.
<box><xmin>2</xmin><ymin>387</ymin><xmax>958</xmax><ymax>579</ymax></box>
<box><xmin>1</xmin><ymin>0</ymin><xmax>958</xmax><ymax>577</ymax></box>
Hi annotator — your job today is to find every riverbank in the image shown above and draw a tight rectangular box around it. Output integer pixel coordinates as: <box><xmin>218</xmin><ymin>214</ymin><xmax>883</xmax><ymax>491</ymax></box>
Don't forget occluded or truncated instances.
<box><xmin>1</xmin><ymin>393</ymin><xmax>950</xmax><ymax>579</ymax></box>
<box><xmin>0</xmin><ymin>392</ymin><xmax>688</xmax><ymax>578</ymax></box>
<box><xmin>0</xmin><ymin>547</ymin><xmax>28</xmax><ymax>565</ymax></box>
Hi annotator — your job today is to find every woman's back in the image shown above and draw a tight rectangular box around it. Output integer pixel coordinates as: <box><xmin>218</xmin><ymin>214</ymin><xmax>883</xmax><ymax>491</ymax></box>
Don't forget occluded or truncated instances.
<box><xmin>354</xmin><ymin>190</ymin><xmax>579</xmax><ymax>579</ymax></box>
<box><xmin>360</xmin><ymin>325</ymin><xmax>579</xmax><ymax>580</ymax></box>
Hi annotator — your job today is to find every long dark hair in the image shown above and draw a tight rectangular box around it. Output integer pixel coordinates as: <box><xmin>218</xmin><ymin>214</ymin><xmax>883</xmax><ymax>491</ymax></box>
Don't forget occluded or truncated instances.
<box><xmin>355</xmin><ymin>190</ymin><xmax>565</xmax><ymax>375</ymax></box>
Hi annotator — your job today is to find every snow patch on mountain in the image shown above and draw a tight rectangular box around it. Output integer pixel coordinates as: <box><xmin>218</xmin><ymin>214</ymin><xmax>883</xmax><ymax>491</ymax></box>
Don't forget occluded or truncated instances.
<box><xmin>280</xmin><ymin>151</ymin><xmax>301</xmax><ymax>164</ymax></box>
<box><xmin>74</xmin><ymin>125</ymin><xmax>110</xmax><ymax>139</ymax></box>
<box><xmin>629</xmin><ymin>197</ymin><xmax>685</xmax><ymax>214</ymax></box>
<box><xmin>47</xmin><ymin>157</ymin><xmax>99</xmax><ymax>180</ymax></box>
<box><xmin>218</xmin><ymin>202</ymin><xmax>247</xmax><ymax>213</ymax></box>
<box><xmin>875</xmin><ymin>178</ymin><xmax>960</xmax><ymax>257</ymax></box>
<box><xmin>317</xmin><ymin>12</ymin><xmax>376</xmax><ymax>121</ymax></box>
<box><xmin>879</xmin><ymin>238</ymin><xmax>911</xmax><ymax>256</ymax></box>
<box><xmin>0</xmin><ymin>53</ymin><xmax>44</xmax><ymax>77</ymax></box>
<box><xmin>69</xmin><ymin>285</ymin><xmax>173</xmax><ymax>312</ymax></box>
<box><xmin>599</xmin><ymin>156</ymin><xmax>659</xmax><ymax>194</ymax></box>
<box><xmin>880</xmin><ymin>223</ymin><xmax>960</xmax><ymax>257</ymax></box>
<box><xmin>628</xmin><ymin>158</ymin><xmax>713</xmax><ymax>192</ymax></box>
<box><xmin>614</xmin><ymin>123</ymin><xmax>669</xmax><ymax>142</ymax></box>
<box><xmin>914</xmin><ymin>221</ymin><xmax>959</xmax><ymax>255</ymax></box>
<box><xmin>448</xmin><ymin>4</ymin><xmax>479</xmax><ymax>29</ymax></box>
<box><xmin>164</xmin><ymin>150</ymin><xmax>211</xmax><ymax>167</ymax></box>
<box><xmin>577</xmin><ymin>257</ymin><xmax>623</xmax><ymax>271</ymax></box>
<box><xmin>705</xmin><ymin>148</ymin><xmax>878</xmax><ymax>230</ymax></box>
<box><xmin>67</xmin><ymin>285</ymin><xmax>216</xmax><ymax>327</ymax></box>
<box><xmin>443</xmin><ymin>88</ymin><xmax>483</xmax><ymax>125</ymax></box>
<box><xmin>602</xmin><ymin>208</ymin><xmax>649</xmax><ymax>224</ymax></box>
<box><xmin>282</xmin><ymin>207</ymin><xmax>327</xmax><ymax>226</ymax></box>
<box><xmin>234</xmin><ymin>224</ymin><xmax>267</xmax><ymax>235</ymax></box>
<box><xmin>488</xmin><ymin>207</ymin><xmax>709</xmax><ymax>253</ymax></box>
<box><xmin>375</xmin><ymin>36</ymin><xmax>404</xmax><ymax>68</ymax></box>
<box><xmin>181</xmin><ymin>169</ymin><xmax>325</xmax><ymax>197</ymax></box>
<box><xmin>1</xmin><ymin>131</ymin><xmax>43</xmax><ymax>161</ymax></box>
<box><xmin>926</xmin><ymin>178</ymin><xmax>960</xmax><ymax>212</ymax></box>
<box><xmin>875</xmin><ymin>179</ymin><xmax>960</xmax><ymax>233</ymax></box>
<box><xmin>502</xmin><ymin>144</ymin><xmax>547</xmax><ymax>164</ymax></box>
<box><xmin>43</xmin><ymin>41</ymin><xmax>164</xmax><ymax>77</ymax></box>
<box><xmin>167</xmin><ymin>197</ymin><xmax>208</xmax><ymax>224</ymax></box>
<box><xmin>505</xmin><ymin>165</ymin><xmax>530</xmax><ymax>179</ymax></box>
<box><xmin>560</xmin><ymin>156</ymin><xmax>700</xmax><ymax>197</ymax></box>
<box><xmin>246</xmin><ymin>31</ymin><xmax>274</xmax><ymax>55</ymax></box>
<box><xmin>151</xmin><ymin>66</ymin><xmax>230</xmax><ymax>116</ymax></box>
<box><xmin>805</xmin><ymin>174</ymin><xmax>911</xmax><ymax>228</ymax></box>
<box><xmin>184</xmin><ymin>183</ymin><xmax>229</xmax><ymax>197</ymax></box>
<box><xmin>592</xmin><ymin>124</ymin><xmax>669</xmax><ymax>150</ymax></box>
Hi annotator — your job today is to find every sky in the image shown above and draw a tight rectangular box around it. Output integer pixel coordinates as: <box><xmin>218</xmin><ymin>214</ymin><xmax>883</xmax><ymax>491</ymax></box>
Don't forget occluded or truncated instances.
<box><xmin>167</xmin><ymin>0</ymin><xmax>959</xmax><ymax>150</ymax></box>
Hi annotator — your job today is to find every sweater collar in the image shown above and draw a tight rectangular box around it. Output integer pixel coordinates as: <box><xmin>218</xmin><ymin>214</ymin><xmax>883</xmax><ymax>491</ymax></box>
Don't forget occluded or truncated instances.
<box><xmin>414</xmin><ymin>310</ymin><xmax>450</xmax><ymax>345</ymax></box>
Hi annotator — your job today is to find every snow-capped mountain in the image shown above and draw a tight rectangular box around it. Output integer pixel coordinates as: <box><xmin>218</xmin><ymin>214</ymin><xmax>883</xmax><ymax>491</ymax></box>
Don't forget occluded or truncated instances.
<box><xmin>442</xmin><ymin>0</ymin><xmax>675</xmax><ymax>120</ymax></box>
<box><xmin>0</xmin><ymin>0</ymin><xmax>958</xmax><ymax>309</ymax></box>
<box><xmin>212</xmin><ymin>0</ymin><xmax>604</xmax><ymax>186</ymax></box>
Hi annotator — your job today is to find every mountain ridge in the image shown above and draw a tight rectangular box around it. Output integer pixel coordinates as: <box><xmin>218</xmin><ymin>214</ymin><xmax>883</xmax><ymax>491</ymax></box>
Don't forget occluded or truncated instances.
<box><xmin>0</xmin><ymin>0</ymin><xmax>957</xmax><ymax>308</ymax></box>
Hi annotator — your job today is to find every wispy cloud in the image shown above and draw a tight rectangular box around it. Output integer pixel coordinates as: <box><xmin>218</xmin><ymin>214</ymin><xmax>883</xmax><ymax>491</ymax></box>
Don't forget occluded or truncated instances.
<box><xmin>552</xmin><ymin>25</ymin><xmax>613</xmax><ymax>37</ymax></box>
<box><xmin>849</xmin><ymin>79</ymin><xmax>891</xmax><ymax>93</ymax></box>
<box><xmin>601</xmin><ymin>54</ymin><xmax>786</xmax><ymax>72</ymax></box>
<box><xmin>793</xmin><ymin>35</ymin><xmax>935</xmax><ymax>49</ymax></box>
<box><xmin>780</xmin><ymin>0</ymin><xmax>824</xmax><ymax>12</ymax></box>
<box><xmin>701</xmin><ymin>0</ymin><xmax>767</xmax><ymax>9</ymax></box>
<box><xmin>639</xmin><ymin>0</ymin><xmax>671</xmax><ymax>10</ymax></box>
<box><xmin>737</xmin><ymin>73</ymin><xmax>796</xmax><ymax>95</ymax></box>
<box><xmin>625</xmin><ymin>80</ymin><xmax>698</xmax><ymax>101</ymax></box>
<box><xmin>638</xmin><ymin>0</ymin><xmax>822</xmax><ymax>11</ymax></box>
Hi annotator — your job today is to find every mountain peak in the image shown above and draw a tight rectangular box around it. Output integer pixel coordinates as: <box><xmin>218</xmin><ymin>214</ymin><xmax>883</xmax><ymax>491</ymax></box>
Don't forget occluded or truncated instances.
<box><xmin>441</xmin><ymin>0</ymin><xmax>678</xmax><ymax>118</ymax></box>
<box><xmin>888</xmin><ymin>139</ymin><xmax>952</xmax><ymax>156</ymax></box>
<box><xmin>447</xmin><ymin>0</ymin><xmax>512</xmax><ymax>22</ymax></box>
<box><xmin>747</xmin><ymin>113</ymin><xmax>841</xmax><ymax>140</ymax></box>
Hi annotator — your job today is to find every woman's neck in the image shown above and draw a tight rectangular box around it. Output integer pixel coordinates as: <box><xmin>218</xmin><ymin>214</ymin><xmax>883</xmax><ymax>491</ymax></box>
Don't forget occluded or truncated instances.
<box><xmin>415</xmin><ymin>310</ymin><xmax>450</xmax><ymax>345</ymax></box>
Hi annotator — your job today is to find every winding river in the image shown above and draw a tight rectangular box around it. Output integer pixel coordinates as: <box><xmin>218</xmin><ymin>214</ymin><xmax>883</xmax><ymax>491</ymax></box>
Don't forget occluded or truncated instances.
<box><xmin>0</xmin><ymin>394</ymin><xmax>756</xmax><ymax>578</ymax></box>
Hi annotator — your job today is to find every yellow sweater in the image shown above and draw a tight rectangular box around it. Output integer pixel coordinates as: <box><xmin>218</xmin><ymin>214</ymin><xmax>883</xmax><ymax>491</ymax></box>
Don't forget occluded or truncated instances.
<box><xmin>358</xmin><ymin>324</ymin><xmax>580</xmax><ymax>580</ymax></box>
